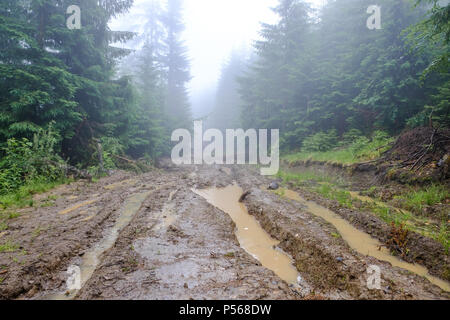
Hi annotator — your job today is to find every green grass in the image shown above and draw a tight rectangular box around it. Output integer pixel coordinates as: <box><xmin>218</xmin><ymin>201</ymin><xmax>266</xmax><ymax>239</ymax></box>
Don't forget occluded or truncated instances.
<box><xmin>0</xmin><ymin>211</ymin><xmax>21</xmax><ymax>231</ymax></box>
<box><xmin>277</xmin><ymin>170</ymin><xmax>333</xmax><ymax>185</ymax></box>
<box><xmin>436</xmin><ymin>222</ymin><xmax>450</xmax><ymax>254</ymax></box>
<box><xmin>284</xmin><ymin>148</ymin><xmax>357</xmax><ymax>164</ymax></box>
<box><xmin>371</xmin><ymin>205</ymin><xmax>411</xmax><ymax>226</ymax></box>
<box><xmin>395</xmin><ymin>184</ymin><xmax>449</xmax><ymax>214</ymax></box>
<box><xmin>0</xmin><ymin>241</ymin><xmax>18</xmax><ymax>253</ymax></box>
<box><xmin>283</xmin><ymin>134</ymin><xmax>394</xmax><ymax>165</ymax></box>
<box><xmin>0</xmin><ymin>178</ymin><xmax>69</xmax><ymax>210</ymax></box>
<box><xmin>315</xmin><ymin>183</ymin><xmax>354</xmax><ymax>208</ymax></box>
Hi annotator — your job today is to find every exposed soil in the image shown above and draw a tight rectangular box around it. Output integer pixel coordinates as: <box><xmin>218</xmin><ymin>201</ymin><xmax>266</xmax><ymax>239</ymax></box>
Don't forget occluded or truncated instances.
<box><xmin>76</xmin><ymin>173</ymin><xmax>298</xmax><ymax>300</ymax></box>
<box><xmin>0</xmin><ymin>164</ymin><xmax>448</xmax><ymax>300</ymax></box>
<box><xmin>0</xmin><ymin>171</ymin><xmax>160</xmax><ymax>299</ymax></box>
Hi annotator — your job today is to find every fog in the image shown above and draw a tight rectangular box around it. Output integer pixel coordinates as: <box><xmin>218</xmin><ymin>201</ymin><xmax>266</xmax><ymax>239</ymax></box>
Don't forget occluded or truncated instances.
<box><xmin>110</xmin><ymin>0</ymin><xmax>325</xmax><ymax>117</ymax></box>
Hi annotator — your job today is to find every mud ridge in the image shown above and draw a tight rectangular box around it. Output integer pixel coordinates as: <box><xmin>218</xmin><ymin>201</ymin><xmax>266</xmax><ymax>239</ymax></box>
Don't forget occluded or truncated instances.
<box><xmin>242</xmin><ymin>188</ymin><xmax>448</xmax><ymax>299</ymax></box>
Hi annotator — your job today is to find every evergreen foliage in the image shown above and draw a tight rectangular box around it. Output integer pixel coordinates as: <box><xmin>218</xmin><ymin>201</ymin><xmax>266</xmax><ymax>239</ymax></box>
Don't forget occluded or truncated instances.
<box><xmin>237</xmin><ymin>0</ymin><xmax>450</xmax><ymax>152</ymax></box>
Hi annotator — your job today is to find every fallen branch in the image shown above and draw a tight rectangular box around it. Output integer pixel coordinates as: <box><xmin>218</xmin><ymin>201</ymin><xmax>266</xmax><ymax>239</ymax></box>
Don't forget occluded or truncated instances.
<box><xmin>410</xmin><ymin>128</ymin><xmax>437</xmax><ymax>171</ymax></box>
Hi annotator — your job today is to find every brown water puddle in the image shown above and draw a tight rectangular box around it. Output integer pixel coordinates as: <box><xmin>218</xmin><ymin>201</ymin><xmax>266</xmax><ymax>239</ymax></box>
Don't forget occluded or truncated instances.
<box><xmin>193</xmin><ymin>184</ymin><xmax>300</xmax><ymax>286</ymax></box>
<box><xmin>279</xmin><ymin>188</ymin><xmax>450</xmax><ymax>292</ymax></box>
<box><xmin>43</xmin><ymin>191</ymin><xmax>151</xmax><ymax>300</ymax></box>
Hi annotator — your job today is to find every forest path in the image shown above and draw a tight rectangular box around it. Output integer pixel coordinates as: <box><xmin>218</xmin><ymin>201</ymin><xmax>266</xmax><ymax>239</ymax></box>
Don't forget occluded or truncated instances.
<box><xmin>0</xmin><ymin>165</ymin><xmax>448</xmax><ymax>300</ymax></box>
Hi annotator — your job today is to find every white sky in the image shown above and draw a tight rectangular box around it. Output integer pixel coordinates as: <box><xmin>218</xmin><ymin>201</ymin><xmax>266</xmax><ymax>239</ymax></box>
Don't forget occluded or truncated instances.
<box><xmin>184</xmin><ymin>0</ymin><xmax>278</xmax><ymax>97</ymax></box>
<box><xmin>110</xmin><ymin>0</ymin><xmax>324</xmax><ymax>108</ymax></box>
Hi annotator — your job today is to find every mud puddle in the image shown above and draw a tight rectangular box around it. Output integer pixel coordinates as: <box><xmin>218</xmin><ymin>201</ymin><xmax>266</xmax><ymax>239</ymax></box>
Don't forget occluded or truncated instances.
<box><xmin>43</xmin><ymin>191</ymin><xmax>151</xmax><ymax>300</ymax></box>
<box><xmin>193</xmin><ymin>184</ymin><xmax>300</xmax><ymax>287</ymax></box>
<box><xmin>279</xmin><ymin>188</ymin><xmax>450</xmax><ymax>292</ymax></box>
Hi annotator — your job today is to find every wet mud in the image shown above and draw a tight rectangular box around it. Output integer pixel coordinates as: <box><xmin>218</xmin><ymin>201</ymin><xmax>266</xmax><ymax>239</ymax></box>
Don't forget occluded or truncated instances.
<box><xmin>193</xmin><ymin>185</ymin><xmax>300</xmax><ymax>287</ymax></box>
<box><xmin>0</xmin><ymin>164</ymin><xmax>448</xmax><ymax>300</ymax></box>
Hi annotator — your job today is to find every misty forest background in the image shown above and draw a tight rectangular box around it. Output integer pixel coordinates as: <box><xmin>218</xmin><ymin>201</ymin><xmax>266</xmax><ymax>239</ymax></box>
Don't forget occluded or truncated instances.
<box><xmin>0</xmin><ymin>0</ymin><xmax>449</xmax><ymax>195</ymax></box>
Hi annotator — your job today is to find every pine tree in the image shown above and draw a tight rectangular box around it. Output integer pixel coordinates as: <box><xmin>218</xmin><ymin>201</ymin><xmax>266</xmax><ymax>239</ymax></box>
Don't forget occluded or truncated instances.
<box><xmin>239</xmin><ymin>0</ymin><xmax>312</xmax><ymax>149</ymax></box>
<box><xmin>0</xmin><ymin>0</ymin><xmax>138</xmax><ymax>165</ymax></box>
<box><xmin>161</xmin><ymin>0</ymin><xmax>191</xmax><ymax>131</ymax></box>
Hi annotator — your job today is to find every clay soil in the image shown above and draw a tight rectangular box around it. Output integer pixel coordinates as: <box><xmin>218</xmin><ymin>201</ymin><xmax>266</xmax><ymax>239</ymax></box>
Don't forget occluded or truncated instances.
<box><xmin>0</xmin><ymin>164</ymin><xmax>448</xmax><ymax>300</ymax></box>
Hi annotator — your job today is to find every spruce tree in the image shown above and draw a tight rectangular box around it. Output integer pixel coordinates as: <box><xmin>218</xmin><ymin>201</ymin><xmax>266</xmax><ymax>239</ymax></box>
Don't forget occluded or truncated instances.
<box><xmin>161</xmin><ymin>0</ymin><xmax>191</xmax><ymax>131</ymax></box>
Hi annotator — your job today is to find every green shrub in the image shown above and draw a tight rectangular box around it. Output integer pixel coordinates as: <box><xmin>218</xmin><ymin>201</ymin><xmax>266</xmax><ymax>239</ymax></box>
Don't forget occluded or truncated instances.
<box><xmin>101</xmin><ymin>136</ymin><xmax>125</xmax><ymax>170</ymax></box>
<box><xmin>341</xmin><ymin>129</ymin><xmax>364</xmax><ymax>146</ymax></box>
<box><xmin>0</xmin><ymin>122</ymin><xmax>65</xmax><ymax>194</ymax></box>
<box><xmin>349</xmin><ymin>130</ymin><xmax>393</xmax><ymax>161</ymax></box>
<box><xmin>302</xmin><ymin>130</ymin><xmax>338</xmax><ymax>152</ymax></box>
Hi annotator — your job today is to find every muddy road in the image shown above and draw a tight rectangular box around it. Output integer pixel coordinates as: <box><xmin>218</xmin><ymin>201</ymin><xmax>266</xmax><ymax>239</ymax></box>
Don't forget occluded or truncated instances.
<box><xmin>0</xmin><ymin>165</ymin><xmax>448</xmax><ymax>300</ymax></box>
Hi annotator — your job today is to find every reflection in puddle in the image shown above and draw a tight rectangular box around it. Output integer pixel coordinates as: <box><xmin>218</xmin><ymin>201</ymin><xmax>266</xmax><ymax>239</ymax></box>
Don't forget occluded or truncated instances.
<box><xmin>44</xmin><ymin>191</ymin><xmax>151</xmax><ymax>300</ymax></box>
<box><xmin>193</xmin><ymin>184</ymin><xmax>300</xmax><ymax>286</ymax></box>
<box><xmin>280</xmin><ymin>188</ymin><xmax>450</xmax><ymax>292</ymax></box>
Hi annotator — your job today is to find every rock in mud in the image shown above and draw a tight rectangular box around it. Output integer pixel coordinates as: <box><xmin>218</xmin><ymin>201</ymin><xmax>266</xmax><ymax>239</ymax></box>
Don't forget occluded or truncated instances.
<box><xmin>268</xmin><ymin>182</ymin><xmax>280</xmax><ymax>190</ymax></box>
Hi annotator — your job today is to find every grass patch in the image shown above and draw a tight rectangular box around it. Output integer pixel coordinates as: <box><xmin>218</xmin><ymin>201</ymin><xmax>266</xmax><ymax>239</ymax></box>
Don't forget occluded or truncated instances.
<box><xmin>284</xmin><ymin>148</ymin><xmax>357</xmax><ymax>164</ymax></box>
<box><xmin>0</xmin><ymin>222</ymin><xmax>7</xmax><ymax>231</ymax></box>
<box><xmin>277</xmin><ymin>170</ymin><xmax>333</xmax><ymax>185</ymax></box>
<box><xmin>0</xmin><ymin>178</ymin><xmax>69</xmax><ymax>210</ymax></box>
<box><xmin>315</xmin><ymin>183</ymin><xmax>354</xmax><ymax>208</ymax></box>
<box><xmin>7</xmin><ymin>212</ymin><xmax>20</xmax><ymax>219</ymax></box>
<box><xmin>331</xmin><ymin>232</ymin><xmax>341</xmax><ymax>238</ymax></box>
<box><xmin>395</xmin><ymin>184</ymin><xmax>449</xmax><ymax>214</ymax></box>
<box><xmin>371</xmin><ymin>205</ymin><xmax>411</xmax><ymax>226</ymax></box>
<box><xmin>0</xmin><ymin>241</ymin><xmax>19</xmax><ymax>253</ymax></box>
<box><xmin>436</xmin><ymin>222</ymin><xmax>450</xmax><ymax>254</ymax></box>
<box><xmin>284</xmin><ymin>133</ymin><xmax>394</xmax><ymax>165</ymax></box>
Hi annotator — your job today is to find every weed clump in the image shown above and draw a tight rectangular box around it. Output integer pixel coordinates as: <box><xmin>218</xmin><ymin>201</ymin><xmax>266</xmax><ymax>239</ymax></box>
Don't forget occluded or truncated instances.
<box><xmin>387</xmin><ymin>223</ymin><xmax>410</xmax><ymax>260</ymax></box>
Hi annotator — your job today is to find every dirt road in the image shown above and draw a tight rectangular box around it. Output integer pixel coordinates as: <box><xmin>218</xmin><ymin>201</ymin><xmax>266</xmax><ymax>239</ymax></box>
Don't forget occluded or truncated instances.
<box><xmin>0</xmin><ymin>165</ymin><xmax>448</xmax><ymax>300</ymax></box>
